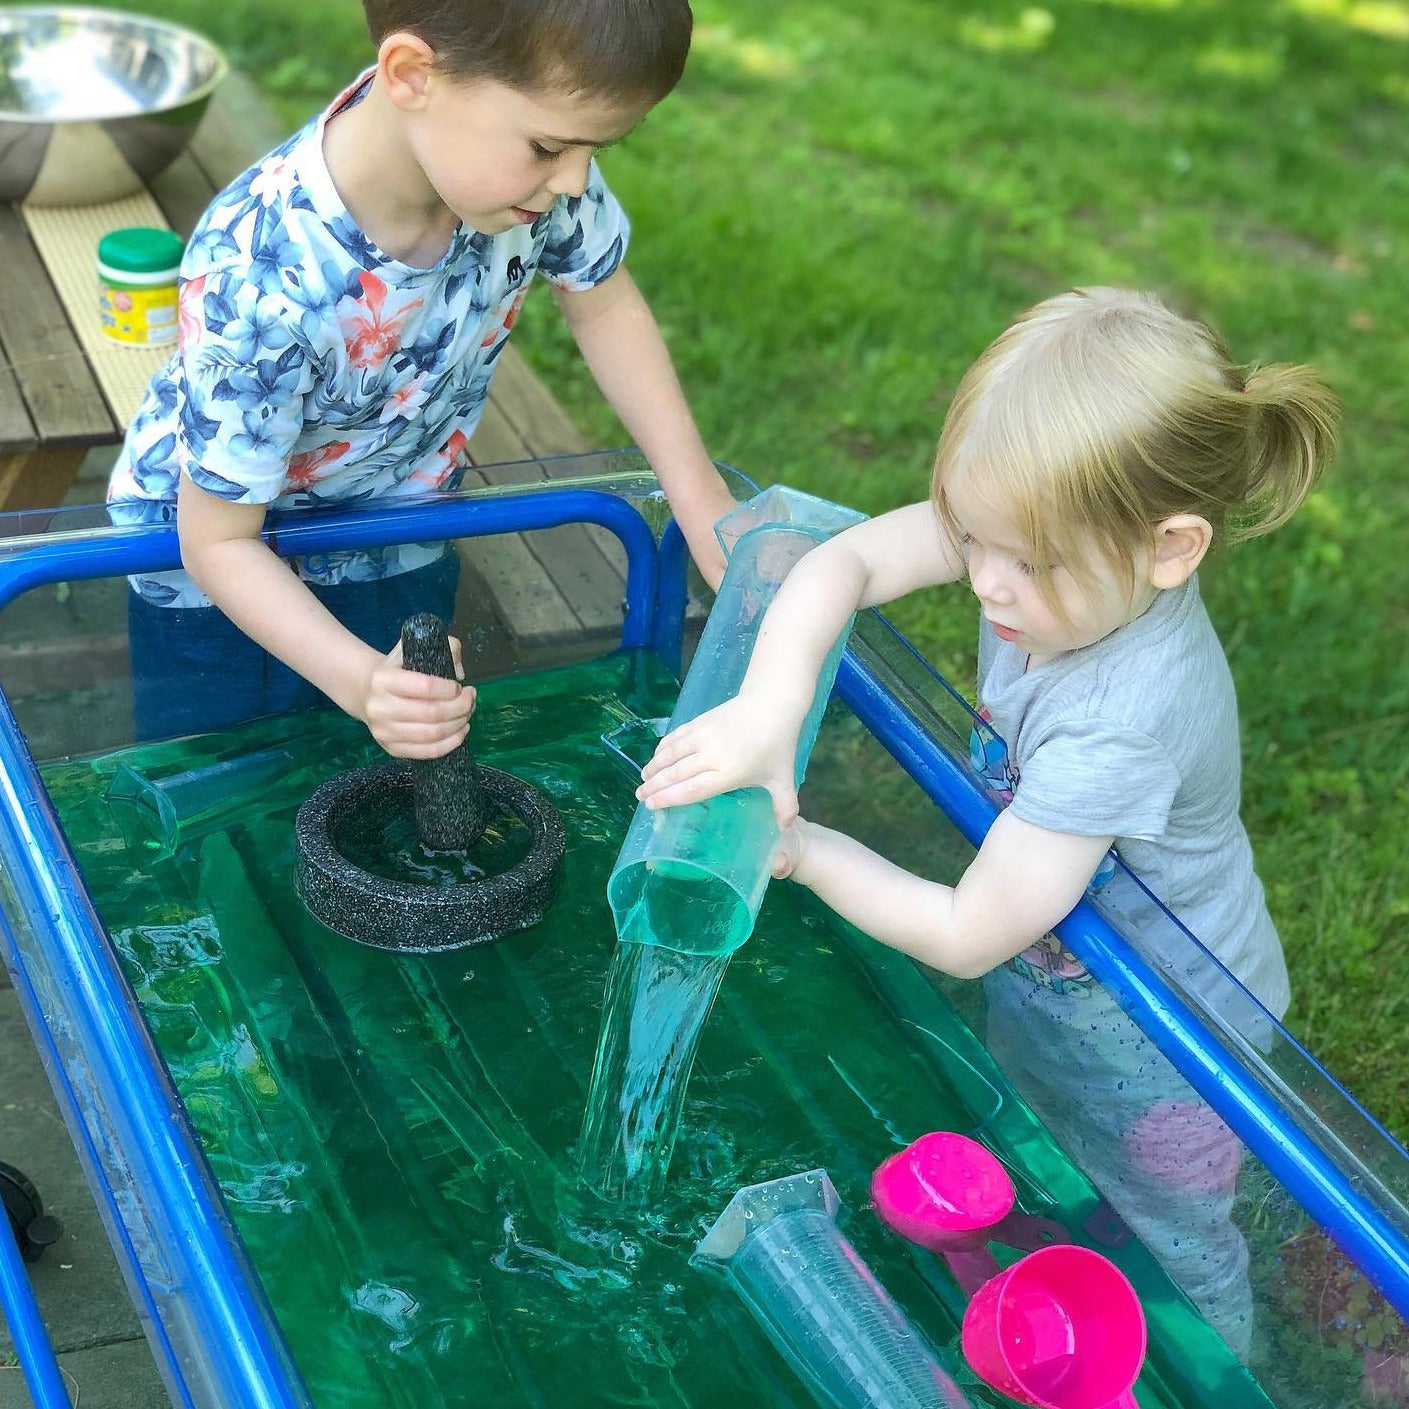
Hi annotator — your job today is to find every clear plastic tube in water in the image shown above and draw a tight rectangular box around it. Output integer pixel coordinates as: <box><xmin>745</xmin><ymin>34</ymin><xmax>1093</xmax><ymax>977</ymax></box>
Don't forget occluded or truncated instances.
<box><xmin>105</xmin><ymin>748</ymin><xmax>293</xmax><ymax>859</ymax></box>
<box><xmin>692</xmin><ymin>1170</ymin><xmax>975</xmax><ymax>1409</ymax></box>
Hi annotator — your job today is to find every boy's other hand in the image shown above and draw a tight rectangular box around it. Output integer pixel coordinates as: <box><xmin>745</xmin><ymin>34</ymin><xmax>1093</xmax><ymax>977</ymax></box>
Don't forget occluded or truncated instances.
<box><xmin>362</xmin><ymin>639</ymin><xmax>475</xmax><ymax>758</ymax></box>
<box><xmin>635</xmin><ymin>695</ymin><xmax>799</xmax><ymax>827</ymax></box>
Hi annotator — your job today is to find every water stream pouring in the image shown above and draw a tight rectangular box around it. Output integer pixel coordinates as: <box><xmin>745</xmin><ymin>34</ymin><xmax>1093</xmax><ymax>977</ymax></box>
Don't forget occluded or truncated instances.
<box><xmin>579</xmin><ymin>488</ymin><xmax>866</xmax><ymax>1201</ymax></box>
<box><xmin>294</xmin><ymin>614</ymin><xmax>565</xmax><ymax>951</ymax></box>
<box><xmin>693</xmin><ymin>1169</ymin><xmax>976</xmax><ymax>1409</ymax></box>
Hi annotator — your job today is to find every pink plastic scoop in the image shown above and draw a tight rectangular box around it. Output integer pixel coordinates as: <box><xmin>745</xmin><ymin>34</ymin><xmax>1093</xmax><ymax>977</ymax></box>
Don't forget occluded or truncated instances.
<box><xmin>960</xmin><ymin>1244</ymin><xmax>1146</xmax><ymax>1409</ymax></box>
<box><xmin>871</xmin><ymin>1131</ymin><xmax>1071</xmax><ymax>1296</ymax></box>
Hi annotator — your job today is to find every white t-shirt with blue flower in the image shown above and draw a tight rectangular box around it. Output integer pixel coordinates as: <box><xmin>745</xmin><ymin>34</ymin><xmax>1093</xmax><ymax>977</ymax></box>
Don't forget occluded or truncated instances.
<box><xmin>108</xmin><ymin>70</ymin><xmax>629</xmax><ymax>607</ymax></box>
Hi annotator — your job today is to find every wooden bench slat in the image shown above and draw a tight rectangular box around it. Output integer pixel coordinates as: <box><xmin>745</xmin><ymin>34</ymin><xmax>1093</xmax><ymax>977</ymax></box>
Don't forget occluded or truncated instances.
<box><xmin>0</xmin><ymin>446</ymin><xmax>86</xmax><ymax>514</ymax></box>
<box><xmin>0</xmin><ymin>341</ymin><xmax>36</xmax><ymax>450</ymax></box>
<box><xmin>469</xmin><ymin>381</ymin><xmax>625</xmax><ymax>635</ymax></box>
<box><xmin>454</xmin><ymin>473</ymin><xmax>589</xmax><ymax>647</ymax></box>
<box><xmin>484</xmin><ymin>349</ymin><xmax>632</xmax><ymax>581</ymax></box>
<box><xmin>0</xmin><ymin>205</ymin><xmax>115</xmax><ymax>446</ymax></box>
<box><xmin>483</xmin><ymin>345</ymin><xmax>592</xmax><ymax>455</ymax></box>
<box><xmin>468</xmin><ymin>436</ymin><xmax>625</xmax><ymax>635</ymax></box>
<box><xmin>147</xmin><ymin>149</ymin><xmax>220</xmax><ymax>241</ymax></box>
<box><xmin>475</xmin><ymin>348</ymin><xmax>629</xmax><ymax>611</ymax></box>
<box><xmin>468</xmin><ymin>393</ymin><xmax>610</xmax><ymax>638</ymax></box>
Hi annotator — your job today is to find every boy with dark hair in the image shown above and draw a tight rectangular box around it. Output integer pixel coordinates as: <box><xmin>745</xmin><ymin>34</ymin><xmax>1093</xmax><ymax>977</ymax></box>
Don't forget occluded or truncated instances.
<box><xmin>110</xmin><ymin>0</ymin><xmax>734</xmax><ymax>752</ymax></box>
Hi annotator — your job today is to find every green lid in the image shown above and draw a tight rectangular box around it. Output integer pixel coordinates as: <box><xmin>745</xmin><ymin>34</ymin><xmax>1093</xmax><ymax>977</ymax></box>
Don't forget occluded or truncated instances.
<box><xmin>97</xmin><ymin>227</ymin><xmax>185</xmax><ymax>275</ymax></box>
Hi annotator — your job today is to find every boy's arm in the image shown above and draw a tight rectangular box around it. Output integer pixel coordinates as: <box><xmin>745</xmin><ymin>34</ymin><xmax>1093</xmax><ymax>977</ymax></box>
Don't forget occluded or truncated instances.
<box><xmin>782</xmin><ymin>809</ymin><xmax>1114</xmax><ymax>979</ymax></box>
<box><xmin>552</xmin><ymin>266</ymin><xmax>736</xmax><ymax>589</ymax></box>
<box><xmin>176</xmin><ymin>476</ymin><xmax>472</xmax><ymax>757</ymax></box>
<box><xmin>637</xmin><ymin>502</ymin><xmax>966</xmax><ymax>820</ymax></box>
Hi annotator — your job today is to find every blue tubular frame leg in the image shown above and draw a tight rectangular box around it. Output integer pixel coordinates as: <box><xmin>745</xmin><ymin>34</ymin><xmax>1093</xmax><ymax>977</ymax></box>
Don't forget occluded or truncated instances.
<box><xmin>834</xmin><ymin>648</ymin><xmax>1409</xmax><ymax>1323</ymax></box>
<box><xmin>651</xmin><ymin>520</ymin><xmax>691</xmax><ymax>675</ymax></box>
<box><xmin>1</xmin><ymin>902</ymin><xmax>205</xmax><ymax>1409</ymax></box>
<box><xmin>0</xmin><ymin>488</ymin><xmax>663</xmax><ymax>1408</ymax></box>
<box><xmin>0</xmin><ymin>692</ymin><xmax>315</xmax><ymax>1409</ymax></box>
<box><xmin>0</xmin><ymin>1186</ymin><xmax>72</xmax><ymax>1409</ymax></box>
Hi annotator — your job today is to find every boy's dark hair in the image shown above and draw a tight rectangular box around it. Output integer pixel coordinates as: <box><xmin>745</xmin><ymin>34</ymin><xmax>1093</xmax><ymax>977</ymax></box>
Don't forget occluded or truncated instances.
<box><xmin>363</xmin><ymin>0</ymin><xmax>693</xmax><ymax>103</ymax></box>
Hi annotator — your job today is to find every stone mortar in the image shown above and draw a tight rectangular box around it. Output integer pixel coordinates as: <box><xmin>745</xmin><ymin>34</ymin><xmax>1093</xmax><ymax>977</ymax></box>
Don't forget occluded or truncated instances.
<box><xmin>295</xmin><ymin>761</ymin><xmax>565</xmax><ymax>952</ymax></box>
<box><xmin>293</xmin><ymin>613</ymin><xmax>565</xmax><ymax>951</ymax></box>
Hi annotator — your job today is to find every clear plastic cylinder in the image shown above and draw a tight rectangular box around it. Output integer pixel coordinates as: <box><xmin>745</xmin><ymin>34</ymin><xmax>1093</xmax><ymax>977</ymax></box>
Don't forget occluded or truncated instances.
<box><xmin>693</xmin><ymin>1170</ymin><xmax>975</xmax><ymax>1409</ymax></box>
<box><xmin>606</xmin><ymin>487</ymin><xmax>865</xmax><ymax>957</ymax></box>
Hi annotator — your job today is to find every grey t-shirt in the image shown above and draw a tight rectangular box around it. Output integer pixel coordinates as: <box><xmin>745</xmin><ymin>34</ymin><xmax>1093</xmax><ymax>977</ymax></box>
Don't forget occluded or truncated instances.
<box><xmin>976</xmin><ymin>574</ymin><xmax>1289</xmax><ymax>1015</ymax></box>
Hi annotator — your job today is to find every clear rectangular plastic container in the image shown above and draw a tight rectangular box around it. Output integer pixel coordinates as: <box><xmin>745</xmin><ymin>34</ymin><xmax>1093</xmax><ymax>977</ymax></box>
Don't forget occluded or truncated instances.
<box><xmin>0</xmin><ymin>456</ymin><xmax>1405</xmax><ymax>1409</ymax></box>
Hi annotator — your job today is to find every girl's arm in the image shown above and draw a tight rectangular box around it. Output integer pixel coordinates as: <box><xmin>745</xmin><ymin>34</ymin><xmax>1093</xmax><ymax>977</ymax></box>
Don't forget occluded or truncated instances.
<box><xmin>553</xmin><ymin>266</ymin><xmax>738</xmax><ymax>590</ymax></box>
<box><xmin>779</xmin><ymin>809</ymin><xmax>1115</xmax><ymax>979</ymax></box>
<box><xmin>637</xmin><ymin>502</ymin><xmax>967</xmax><ymax>822</ymax></box>
<box><xmin>176</xmin><ymin>476</ymin><xmax>473</xmax><ymax>757</ymax></box>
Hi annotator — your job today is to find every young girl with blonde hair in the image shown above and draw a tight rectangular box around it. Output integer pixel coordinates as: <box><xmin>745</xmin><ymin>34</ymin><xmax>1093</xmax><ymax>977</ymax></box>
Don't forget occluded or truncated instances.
<box><xmin>637</xmin><ymin>286</ymin><xmax>1340</xmax><ymax>1355</ymax></box>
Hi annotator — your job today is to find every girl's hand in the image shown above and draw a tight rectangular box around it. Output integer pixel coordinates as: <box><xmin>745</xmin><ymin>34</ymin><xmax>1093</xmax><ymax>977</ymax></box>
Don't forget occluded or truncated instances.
<box><xmin>636</xmin><ymin>693</ymin><xmax>801</xmax><ymax>826</ymax></box>
<box><xmin>771</xmin><ymin>816</ymin><xmax>811</xmax><ymax>880</ymax></box>
<box><xmin>360</xmin><ymin>638</ymin><xmax>475</xmax><ymax>758</ymax></box>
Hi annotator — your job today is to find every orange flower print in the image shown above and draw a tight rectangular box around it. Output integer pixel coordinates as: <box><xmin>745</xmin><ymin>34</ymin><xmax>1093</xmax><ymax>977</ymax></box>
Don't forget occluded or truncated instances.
<box><xmin>178</xmin><ymin>274</ymin><xmax>208</xmax><ymax>350</ymax></box>
<box><xmin>286</xmin><ymin>441</ymin><xmax>351</xmax><ymax>490</ymax></box>
<box><xmin>481</xmin><ymin>290</ymin><xmax>526</xmax><ymax>348</ymax></box>
<box><xmin>406</xmin><ymin>429</ymin><xmax>470</xmax><ymax>489</ymax></box>
<box><xmin>345</xmin><ymin>272</ymin><xmax>423</xmax><ymax>369</ymax></box>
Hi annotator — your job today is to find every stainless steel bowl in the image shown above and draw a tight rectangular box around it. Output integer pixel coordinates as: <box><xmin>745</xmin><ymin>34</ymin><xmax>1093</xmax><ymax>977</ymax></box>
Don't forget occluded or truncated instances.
<box><xmin>0</xmin><ymin>6</ymin><xmax>227</xmax><ymax>206</ymax></box>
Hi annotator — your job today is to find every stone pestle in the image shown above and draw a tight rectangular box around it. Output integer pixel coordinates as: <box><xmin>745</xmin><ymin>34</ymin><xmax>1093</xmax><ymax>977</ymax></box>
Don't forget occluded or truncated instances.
<box><xmin>400</xmin><ymin>613</ymin><xmax>489</xmax><ymax>851</ymax></box>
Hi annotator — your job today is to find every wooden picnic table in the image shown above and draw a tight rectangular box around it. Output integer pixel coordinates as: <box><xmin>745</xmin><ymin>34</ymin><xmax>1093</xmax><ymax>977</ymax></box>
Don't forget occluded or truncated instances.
<box><xmin>0</xmin><ymin>71</ymin><xmax>630</xmax><ymax>653</ymax></box>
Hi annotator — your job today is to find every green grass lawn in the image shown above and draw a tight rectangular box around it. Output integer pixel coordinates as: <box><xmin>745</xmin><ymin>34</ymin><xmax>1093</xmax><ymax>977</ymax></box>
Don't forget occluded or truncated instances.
<box><xmin>87</xmin><ymin>0</ymin><xmax>1409</xmax><ymax>1133</ymax></box>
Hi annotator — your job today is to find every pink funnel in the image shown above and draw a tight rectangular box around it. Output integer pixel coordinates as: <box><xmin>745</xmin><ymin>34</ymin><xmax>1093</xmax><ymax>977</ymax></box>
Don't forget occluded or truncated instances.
<box><xmin>960</xmin><ymin>1244</ymin><xmax>1146</xmax><ymax>1409</ymax></box>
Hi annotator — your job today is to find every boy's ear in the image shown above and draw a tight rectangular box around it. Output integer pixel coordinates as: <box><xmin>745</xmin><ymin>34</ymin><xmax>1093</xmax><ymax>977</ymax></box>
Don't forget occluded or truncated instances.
<box><xmin>1148</xmin><ymin>513</ymin><xmax>1213</xmax><ymax>589</ymax></box>
<box><xmin>378</xmin><ymin>32</ymin><xmax>436</xmax><ymax>109</ymax></box>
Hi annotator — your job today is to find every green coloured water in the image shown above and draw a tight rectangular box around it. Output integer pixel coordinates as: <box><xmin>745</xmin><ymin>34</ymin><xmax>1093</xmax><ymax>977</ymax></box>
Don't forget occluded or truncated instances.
<box><xmin>43</xmin><ymin>652</ymin><xmax>1283</xmax><ymax>1409</ymax></box>
<box><xmin>607</xmin><ymin>789</ymin><xmax>779</xmax><ymax>956</ymax></box>
<box><xmin>334</xmin><ymin>792</ymin><xmax>534</xmax><ymax>887</ymax></box>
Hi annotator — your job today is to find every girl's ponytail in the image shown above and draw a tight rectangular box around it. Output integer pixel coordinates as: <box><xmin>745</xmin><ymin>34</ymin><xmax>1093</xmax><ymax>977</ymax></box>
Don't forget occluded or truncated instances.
<box><xmin>1234</xmin><ymin>364</ymin><xmax>1341</xmax><ymax>540</ymax></box>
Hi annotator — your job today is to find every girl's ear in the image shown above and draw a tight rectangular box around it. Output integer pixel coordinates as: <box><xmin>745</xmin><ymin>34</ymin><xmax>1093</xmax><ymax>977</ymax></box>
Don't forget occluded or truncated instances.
<box><xmin>1149</xmin><ymin>514</ymin><xmax>1213</xmax><ymax>589</ymax></box>
<box><xmin>378</xmin><ymin>31</ymin><xmax>436</xmax><ymax>109</ymax></box>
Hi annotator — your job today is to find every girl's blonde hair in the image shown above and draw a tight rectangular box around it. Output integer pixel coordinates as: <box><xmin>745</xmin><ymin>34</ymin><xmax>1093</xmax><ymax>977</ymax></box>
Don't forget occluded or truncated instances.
<box><xmin>931</xmin><ymin>287</ymin><xmax>1341</xmax><ymax>604</ymax></box>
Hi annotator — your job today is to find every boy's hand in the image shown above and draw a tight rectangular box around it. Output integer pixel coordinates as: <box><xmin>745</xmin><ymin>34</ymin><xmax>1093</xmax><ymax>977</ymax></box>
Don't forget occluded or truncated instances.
<box><xmin>636</xmin><ymin>693</ymin><xmax>800</xmax><ymax>826</ymax></box>
<box><xmin>361</xmin><ymin>638</ymin><xmax>475</xmax><ymax>759</ymax></box>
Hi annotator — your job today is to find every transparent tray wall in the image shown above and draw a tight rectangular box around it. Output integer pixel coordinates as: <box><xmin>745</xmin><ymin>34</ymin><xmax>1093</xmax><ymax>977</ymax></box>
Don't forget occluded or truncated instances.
<box><xmin>0</xmin><ymin>456</ymin><xmax>1405</xmax><ymax>1409</ymax></box>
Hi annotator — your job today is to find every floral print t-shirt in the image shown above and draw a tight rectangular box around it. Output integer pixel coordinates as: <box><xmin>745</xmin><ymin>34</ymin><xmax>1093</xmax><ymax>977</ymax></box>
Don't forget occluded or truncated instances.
<box><xmin>108</xmin><ymin>70</ymin><xmax>630</xmax><ymax>607</ymax></box>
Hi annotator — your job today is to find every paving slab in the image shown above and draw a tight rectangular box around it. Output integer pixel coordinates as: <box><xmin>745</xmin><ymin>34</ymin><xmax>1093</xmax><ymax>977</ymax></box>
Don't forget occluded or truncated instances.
<box><xmin>0</xmin><ymin>1336</ymin><xmax>168</xmax><ymax>1409</ymax></box>
<box><xmin>0</xmin><ymin>990</ymin><xmax>163</xmax><ymax>1399</ymax></box>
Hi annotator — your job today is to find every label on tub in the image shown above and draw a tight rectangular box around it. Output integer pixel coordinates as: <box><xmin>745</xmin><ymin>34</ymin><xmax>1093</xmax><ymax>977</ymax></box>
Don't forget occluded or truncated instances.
<box><xmin>98</xmin><ymin>281</ymin><xmax>179</xmax><ymax>348</ymax></box>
